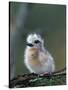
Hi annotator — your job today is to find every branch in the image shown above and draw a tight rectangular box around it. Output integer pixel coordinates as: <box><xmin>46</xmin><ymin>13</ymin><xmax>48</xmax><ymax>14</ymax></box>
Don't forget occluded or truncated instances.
<box><xmin>52</xmin><ymin>67</ymin><xmax>66</xmax><ymax>75</ymax></box>
<box><xmin>9</xmin><ymin>67</ymin><xmax>66</xmax><ymax>88</ymax></box>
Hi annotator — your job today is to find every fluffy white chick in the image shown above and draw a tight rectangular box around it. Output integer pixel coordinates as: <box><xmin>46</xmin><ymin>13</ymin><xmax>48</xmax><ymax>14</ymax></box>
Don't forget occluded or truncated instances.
<box><xmin>24</xmin><ymin>33</ymin><xmax>55</xmax><ymax>74</ymax></box>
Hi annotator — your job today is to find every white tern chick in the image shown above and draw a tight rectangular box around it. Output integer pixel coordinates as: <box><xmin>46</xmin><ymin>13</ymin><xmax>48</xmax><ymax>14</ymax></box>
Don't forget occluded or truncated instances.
<box><xmin>24</xmin><ymin>33</ymin><xmax>55</xmax><ymax>74</ymax></box>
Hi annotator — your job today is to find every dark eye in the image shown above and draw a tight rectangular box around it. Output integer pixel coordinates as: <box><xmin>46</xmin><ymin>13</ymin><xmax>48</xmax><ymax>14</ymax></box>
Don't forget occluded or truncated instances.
<box><xmin>34</xmin><ymin>40</ymin><xmax>40</xmax><ymax>44</ymax></box>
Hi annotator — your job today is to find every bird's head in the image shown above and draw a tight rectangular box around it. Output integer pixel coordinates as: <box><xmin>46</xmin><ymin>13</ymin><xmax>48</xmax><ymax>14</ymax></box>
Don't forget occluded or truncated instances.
<box><xmin>26</xmin><ymin>33</ymin><xmax>44</xmax><ymax>50</ymax></box>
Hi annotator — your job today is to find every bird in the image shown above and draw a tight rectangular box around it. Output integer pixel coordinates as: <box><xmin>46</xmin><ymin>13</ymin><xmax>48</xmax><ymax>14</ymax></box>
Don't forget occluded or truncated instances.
<box><xmin>24</xmin><ymin>33</ymin><xmax>55</xmax><ymax>75</ymax></box>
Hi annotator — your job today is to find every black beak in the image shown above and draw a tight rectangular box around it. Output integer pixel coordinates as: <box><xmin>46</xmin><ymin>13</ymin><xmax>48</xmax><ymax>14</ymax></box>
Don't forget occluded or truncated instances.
<box><xmin>26</xmin><ymin>43</ymin><xmax>34</xmax><ymax>47</ymax></box>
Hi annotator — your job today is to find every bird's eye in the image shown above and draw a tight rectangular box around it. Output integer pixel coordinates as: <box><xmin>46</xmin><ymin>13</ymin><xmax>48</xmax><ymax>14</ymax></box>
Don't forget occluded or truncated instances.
<box><xmin>34</xmin><ymin>40</ymin><xmax>40</xmax><ymax>44</ymax></box>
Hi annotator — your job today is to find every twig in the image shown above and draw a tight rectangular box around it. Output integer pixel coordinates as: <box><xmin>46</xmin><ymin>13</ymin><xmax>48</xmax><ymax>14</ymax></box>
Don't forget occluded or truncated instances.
<box><xmin>52</xmin><ymin>67</ymin><xmax>66</xmax><ymax>75</ymax></box>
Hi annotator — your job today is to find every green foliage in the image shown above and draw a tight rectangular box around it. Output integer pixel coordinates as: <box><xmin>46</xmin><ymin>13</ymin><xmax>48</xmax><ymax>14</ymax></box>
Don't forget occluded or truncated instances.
<box><xmin>10</xmin><ymin>73</ymin><xmax>66</xmax><ymax>88</ymax></box>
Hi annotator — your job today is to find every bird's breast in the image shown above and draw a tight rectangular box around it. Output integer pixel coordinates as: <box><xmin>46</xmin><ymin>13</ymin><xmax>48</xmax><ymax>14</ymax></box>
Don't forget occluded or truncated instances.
<box><xmin>27</xmin><ymin>48</ymin><xmax>41</xmax><ymax>67</ymax></box>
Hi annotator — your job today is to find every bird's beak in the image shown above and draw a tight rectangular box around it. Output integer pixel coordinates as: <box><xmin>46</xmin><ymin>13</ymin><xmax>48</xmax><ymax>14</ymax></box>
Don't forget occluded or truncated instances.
<box><xmin>26</xmin><ymin>43</ymin><xmax>34</xmax><ymax>47</ymax></box>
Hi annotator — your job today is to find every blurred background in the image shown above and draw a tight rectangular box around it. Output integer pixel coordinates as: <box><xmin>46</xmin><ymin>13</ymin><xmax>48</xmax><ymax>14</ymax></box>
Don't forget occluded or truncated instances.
<box><xmin>9</xmin><ymin>2</ymin><xmax>66</xmax><ymax>79</ymax></box>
